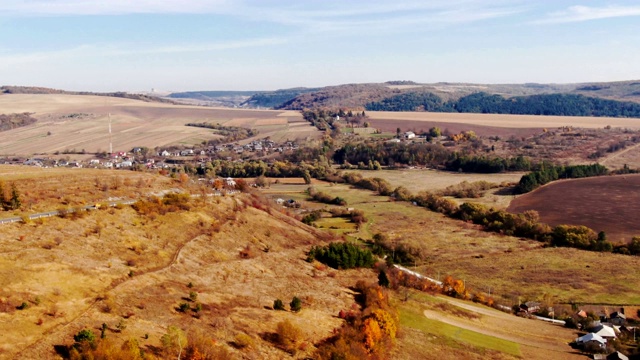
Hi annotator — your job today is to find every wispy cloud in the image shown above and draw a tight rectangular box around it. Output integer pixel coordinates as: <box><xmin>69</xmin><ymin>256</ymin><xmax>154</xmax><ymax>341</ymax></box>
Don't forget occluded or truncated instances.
<box><xmin>0</xmin><ymin>36</ymin><xmax>287</xmax><ymax>68</ymax></box>
<box><xmin>0</xmin><ymin>0</ymin><xmax>235</xmax><ymax>16</ymax></box>
<box><xmin>538</xmin><ymin>5</ymin><xmax>640</xmax><ymax>24</ymax></box>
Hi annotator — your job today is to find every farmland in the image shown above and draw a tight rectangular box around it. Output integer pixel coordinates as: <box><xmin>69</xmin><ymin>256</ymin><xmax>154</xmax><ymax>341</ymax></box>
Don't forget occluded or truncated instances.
<box><xmin>271</xmin><ymin>179</ymin><xmax>640</xmax><ymax>305</ymax></box>
<box><xmin>367</xmin><ymin>110</ymin><xmax>640</xmax><ymax>130</ymax></box>
<box><xmin>0</xmin><ymin>94</ymin><xmax>318</xmax><ymax>155</ymax></box>
<box><xmin>508</xmin><ymin>174</ymin><xmax>640</xmax><ymax>243</ymax></box>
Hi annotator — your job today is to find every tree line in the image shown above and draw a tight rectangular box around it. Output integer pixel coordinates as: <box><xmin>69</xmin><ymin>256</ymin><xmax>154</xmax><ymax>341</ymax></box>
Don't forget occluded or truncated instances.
<box><xmin>343</xmin><ymin>173</ymin><xmax>640</xmax><ymax>256</ymax></box>
<box><xmin>516</xmin><ymin>163</ymin><xmax>608</xmax><ymax>193</ymax></box>
<box><xmin>366</xmin><ymin>91</ymin><xmax>640</xmax><ymax>118</ymax></box>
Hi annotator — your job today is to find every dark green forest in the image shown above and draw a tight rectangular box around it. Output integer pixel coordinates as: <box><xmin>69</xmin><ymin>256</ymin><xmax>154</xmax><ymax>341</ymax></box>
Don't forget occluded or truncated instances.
<box><xmin>366</xmin><ymin>92</ymin><xmax>640</xmax><ymax>118</ymax></box>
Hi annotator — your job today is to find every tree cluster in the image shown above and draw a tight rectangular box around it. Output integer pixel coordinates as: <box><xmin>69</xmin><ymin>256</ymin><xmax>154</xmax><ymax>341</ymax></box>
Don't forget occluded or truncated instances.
<box><xmin>185</xmin><ymin>122</ymin><xmax>258</xmax><ymax>145</ymax></box>
<box><xmin>307</xmin><ymin>242</ymin><xmax>375</xmax><ymax>269</ymax></box>
<box><xmin>0</xmin><ymin>113</ymin><xmax>38</xmax><ymax>132</ymax></box>
<box><xmin>316</xmin><ymin>281</ymin><xmax>398</xmax><ymax>359</ymax></box>
<box><xmin>0</xmin><ymin>181</ymin><xmax>21</xmax><ymax>211</ymax></box>
<box><xmin>516</xmin><ymin>163</ymin><xmax>608</xmax><ymax>193</ymax></box>
<box><xmin>307</xmin><ymin>187</ymin><xmax>347</xmax><ymax>206</ymax></box>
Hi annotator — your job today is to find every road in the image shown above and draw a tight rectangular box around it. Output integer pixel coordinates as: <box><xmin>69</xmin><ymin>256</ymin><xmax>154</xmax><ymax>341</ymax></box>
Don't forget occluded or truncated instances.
<box><xmin>0</xmin><ymin>199</ymin><xmax>137</xmax><ymax>224</ymax></box>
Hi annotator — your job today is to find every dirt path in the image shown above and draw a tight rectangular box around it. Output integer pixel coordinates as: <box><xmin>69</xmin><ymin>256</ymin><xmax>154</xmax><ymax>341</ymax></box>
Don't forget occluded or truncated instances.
<box><xmin>600</xmin><ymin>141</ymin><xmax>640</xmax><ymax>166</ymax></box>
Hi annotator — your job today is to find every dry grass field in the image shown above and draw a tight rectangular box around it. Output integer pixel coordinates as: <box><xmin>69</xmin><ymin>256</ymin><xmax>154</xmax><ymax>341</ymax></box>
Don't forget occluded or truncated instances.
<box><xmin>294</xmin><ymin>181</ymin><xmax>640</xmax><ymax>306</ymax></box>
<box><xmin>0</xmin><ymin>94</ymin><xmax>318</xmax><ymax>155</ymax></box>
<box><xmin>367</xmin><ymin>110</ymin><xmax>640</xmax><ymax>130</ymax></box>
<box><xmin>0</xmin><ymin>165</ymin><xmax>175</xmax><ymax>214</ymax></box>
<box><xmin>0</xmin><ymin>167</ymin><xmax>379</xmax><ymax>359</ymax></box>
<box><xmin>508</xmin><ymin>174</ymin><xmax>640</xmax><ymax>244</ymax></box>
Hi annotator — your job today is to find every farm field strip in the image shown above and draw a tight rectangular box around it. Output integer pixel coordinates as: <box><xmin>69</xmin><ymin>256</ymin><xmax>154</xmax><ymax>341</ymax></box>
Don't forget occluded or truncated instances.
<box><xmin>367</xmin><ymin>110</ymin><xmax>640</xmax><ymax>129</ymax></box>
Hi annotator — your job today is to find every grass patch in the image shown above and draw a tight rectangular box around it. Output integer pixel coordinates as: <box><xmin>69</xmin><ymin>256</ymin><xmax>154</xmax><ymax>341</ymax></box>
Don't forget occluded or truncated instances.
<box><xmin>314</xmin><ymin>217</ymin><xmax>357</xmax><ymax>234</ymax></box>
<box><xmin>399</xmin><ymin>304</ymin><xmax>521</xmax><ymax>357</ymax></box>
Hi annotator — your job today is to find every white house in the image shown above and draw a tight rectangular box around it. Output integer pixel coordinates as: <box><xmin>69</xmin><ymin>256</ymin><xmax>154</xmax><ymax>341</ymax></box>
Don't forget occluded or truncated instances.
<box><xmin>160</xmin><ymin>150</ymin><xmax>171</xmax><ymax>157</ymax></box>
<box><xmin>576</xmin><ymin>333</ymin><xmax>606</xmax><ymax>348</ymax></box>
<box><xmin>225</xmin><ymin>177</ymin><xmax>236</xmax><ymax>187</ymax></box>
<box><xmin>404</xmin><ymin>131</ymin><xmax>416</xmax><ymax>139</ymax></box>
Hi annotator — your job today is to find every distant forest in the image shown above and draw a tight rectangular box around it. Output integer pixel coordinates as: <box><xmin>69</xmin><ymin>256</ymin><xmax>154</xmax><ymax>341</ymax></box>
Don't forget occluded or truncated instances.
<box><xmin>366</xmin><ymin>92</ymin><xmax>640</xmax><ymax>118</ymax></box>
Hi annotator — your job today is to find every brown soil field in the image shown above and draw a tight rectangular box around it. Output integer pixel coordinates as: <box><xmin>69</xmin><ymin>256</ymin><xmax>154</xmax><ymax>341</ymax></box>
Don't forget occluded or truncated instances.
<box><xmin>0</xmin><ymin>94</ymin><xmax>318</xmax><ymax>155</ymax></box>
<box><xmin>367</xmin><ymin>110</ymin><xmax>640</xmax><ymax>130</ymax></box>
<box><xmin>508</xmin><ymin>174</ymin><xmax>640</xmax><ymax>243</ymax></box>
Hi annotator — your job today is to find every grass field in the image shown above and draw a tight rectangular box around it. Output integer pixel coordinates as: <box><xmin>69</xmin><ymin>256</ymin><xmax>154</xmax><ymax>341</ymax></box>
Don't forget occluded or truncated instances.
<box><xmin>275</xmin><ymin>180</ymin><xmax>640</xmax><ymax>306</ymax></box>
<box><xmin>0</xmin><ymin>94</ymin><xmax>319</xmax><ymax>155</ymax></box>
<box><xmin>508</xmin><ymin>174</ymin><xmax>640</xmax><ymax>243</ymax></box>
<box><xmin>394</xmin><ymin>292</ymin><xmax>583</xmax><ymax>360</ymax></box>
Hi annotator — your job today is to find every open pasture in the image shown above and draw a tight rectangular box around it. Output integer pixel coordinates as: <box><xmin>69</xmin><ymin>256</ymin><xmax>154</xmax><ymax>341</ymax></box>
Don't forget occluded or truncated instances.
<box><xmin>508</xmin><ymin>174</ymin><xmax>640</xmax><ymax>243</ymax></box>
<box><xmin>302</xmin><ymin>182</ymin><xmax>640</xmax><ymax>305</ymax></box>
<box><xmin>0</xmin><ymin>94</ymin><xmax>317</xmax><ymax>155</ymax></box>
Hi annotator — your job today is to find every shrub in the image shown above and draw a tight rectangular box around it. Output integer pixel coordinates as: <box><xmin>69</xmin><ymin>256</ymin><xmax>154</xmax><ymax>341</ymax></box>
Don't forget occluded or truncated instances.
<box><xmin>273</xmin><ymin>299</ymin><xmax>285</xmax><ymax>311</ymax></box>
<box><xmin>233</xmin><ymin>333</ymin><xmax>254</xmax><ymax>349</ymax></box>
<box><xmin>290</xmin><ymin>296</ymin><xmax>302</xmax><ymax>312</ymax></box>
<box><xmin>276</xmin><ymin>320</ymin><xmax>302</xmax><ymax>354</ymax></box>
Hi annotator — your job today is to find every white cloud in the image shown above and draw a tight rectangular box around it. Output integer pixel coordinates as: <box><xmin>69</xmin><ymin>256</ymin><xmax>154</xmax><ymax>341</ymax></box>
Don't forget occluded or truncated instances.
<box><xmin>539</xmin><ymin>5</ymin><xmax>640</xmax><ymax>24</ymax></box>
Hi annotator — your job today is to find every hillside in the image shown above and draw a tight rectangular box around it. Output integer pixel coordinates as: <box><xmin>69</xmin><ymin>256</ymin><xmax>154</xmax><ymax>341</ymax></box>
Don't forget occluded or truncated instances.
<box><xmin>1</xmin><ymin>86</ymin><xmax>178</xmax><ymax>104</ymax></box>
<box><xmin>0</xmin><ymin>94</ymin><xmax>314</xmax><ymax>155</ymax></box>
<box><xmin>0</xmin><ymin>166</ymin><xmax>367</xmax><ymax>359</ymax></box>
<box><xmin>274</xmin><ymin>80</ymin><xmax>640</xmax><ymax>113</ymax></box>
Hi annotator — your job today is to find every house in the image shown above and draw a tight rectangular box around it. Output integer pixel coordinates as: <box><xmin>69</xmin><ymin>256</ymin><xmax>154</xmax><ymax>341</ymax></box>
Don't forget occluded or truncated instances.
<box><xmin>160</xmin><ymin>150</ymin><xmax>171</xmax><ymax>157</ymax></box>
<box><xmin>276</xmin><ymin>198</ymin><xmax>285</xmax><ymax>205</ymax></box>
<box><xmin>404</xmin><ymin>131</ymin><xmax>416</xmax><ymax>139</ymax></box>
<box><xmin>591</xmin><ymin>324</ymin><xmax>616</xmax><ymax>340</ymax></box>
<box><xmin>610</xmin><ymin>312</ymin><xmax>626</xmax><ymax>326</ymax></box>
<box><xmin>225</xmin><ymin>177</ymin><xmax>236</xmax><ymax>187</ymax></box>
<box><xmin>89</xmin><ymin>159</ymin><xmax>100</xmax><ymax>165</ymax></box>
<box><xmin>518</xmin><ymin>301</ymin><xmax>541</xmax><ymax>314</ymax></box>
<box><xmin>575</xmin><ymin>333</ymin><xmax>606</xmax><ymax>348</ymax></box>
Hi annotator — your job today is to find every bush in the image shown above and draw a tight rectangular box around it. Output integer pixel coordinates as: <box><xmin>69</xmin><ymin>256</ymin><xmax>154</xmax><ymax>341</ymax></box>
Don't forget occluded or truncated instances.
<box><xmin>290</xmin><ymin>296</ymin><xmax>302</xmax><ymax>312</ymax></box>
<box><xmin>276</xmin><ymin>320</ymin><xmax>302</xmax><ymax>354</ymax></box>
<box><xmin>273</xmin><ymin>299</ymin><xmax>285</xmax><ymax>311</ymax></box>
<box><xmin>234</xmin><ymin>332</ymin><xmax>254</xmax><ymax>349</ymax></box>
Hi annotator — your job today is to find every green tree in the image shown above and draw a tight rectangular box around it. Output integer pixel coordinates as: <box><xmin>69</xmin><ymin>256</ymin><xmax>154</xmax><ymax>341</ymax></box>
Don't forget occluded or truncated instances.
<box><xmin>302</xmin><ymin>170</ymin><xmax>311</xmax><ymax>185</ymax></box>
<box><xmin>290</xmin><ymin>296</ymin><xmax>302</xmax><ymax>312</ymax></box>
<box><xmin>9</xmin><ymin>184</ymin><xmax>20</xmax><ymax>210</ymax></box>
<box><xmin>74</xmin><ymin>329</ymin><xmax>96</xmax><ymax>346</ymax></box>
<box><xmin>273</xmin><ymin>299</ymin><xmax>285</xmax><ymax>311</ymax></box>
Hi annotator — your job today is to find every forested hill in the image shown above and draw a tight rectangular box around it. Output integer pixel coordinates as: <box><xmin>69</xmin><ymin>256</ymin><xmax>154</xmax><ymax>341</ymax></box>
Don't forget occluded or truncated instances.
<box><xmin>365</xmin><ymin>92</ymin><xmax>640</xmax><ymax>118</ymax></box>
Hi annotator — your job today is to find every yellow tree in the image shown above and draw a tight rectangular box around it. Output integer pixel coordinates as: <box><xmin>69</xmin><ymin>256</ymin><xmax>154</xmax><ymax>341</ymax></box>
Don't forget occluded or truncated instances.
<box><xmin>162</xmin><ymin>326</ymin><xmax>188</xmax><ymax>360</ymax></box>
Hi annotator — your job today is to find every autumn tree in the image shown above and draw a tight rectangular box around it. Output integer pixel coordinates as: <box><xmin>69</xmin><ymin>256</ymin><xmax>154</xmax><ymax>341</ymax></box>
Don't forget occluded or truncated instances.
<box><xmin>276</xmin><ymin>320</ymin><xmax>303</xmax><ymax>354</ymax></box>
<box><xmin>162</xmin><ymin>326</ymin><xmax>188</xmax><ymax>360</ymax></box>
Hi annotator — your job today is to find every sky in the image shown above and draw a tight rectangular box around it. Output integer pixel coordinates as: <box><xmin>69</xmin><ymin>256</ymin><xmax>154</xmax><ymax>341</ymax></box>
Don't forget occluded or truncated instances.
<box><xmin>0</xmin><ymin>0</ymin><xmax>639</xmax><ymax>92</ymax></box>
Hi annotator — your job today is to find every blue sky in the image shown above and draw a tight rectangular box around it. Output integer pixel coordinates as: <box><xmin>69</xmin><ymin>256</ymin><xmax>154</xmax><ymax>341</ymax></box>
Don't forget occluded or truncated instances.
<box><xmin>1</xmin><ymin>0</ymin><xmax>639</xmax><ymax>92</ymax></box>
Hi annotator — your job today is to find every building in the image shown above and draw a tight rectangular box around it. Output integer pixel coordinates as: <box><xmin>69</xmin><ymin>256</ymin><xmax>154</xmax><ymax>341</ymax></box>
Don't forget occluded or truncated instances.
<box><xmin>404</xmin><ymin>131</ymin><xmax>416</xmax><ymax>139</ymax></box>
